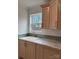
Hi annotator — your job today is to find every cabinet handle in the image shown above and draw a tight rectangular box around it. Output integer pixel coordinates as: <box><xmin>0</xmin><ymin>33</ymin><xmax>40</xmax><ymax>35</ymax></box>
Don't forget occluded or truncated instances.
<box><xmin>24</xmin><ymin>43</ymin><xmax>27</xmax><ymax>47</ymax></box>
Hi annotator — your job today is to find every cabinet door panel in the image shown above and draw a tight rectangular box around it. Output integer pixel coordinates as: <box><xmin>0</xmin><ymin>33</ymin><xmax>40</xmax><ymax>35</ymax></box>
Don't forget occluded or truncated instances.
<box><xmin>18</xmin><ymin>40</ymin><xmax>26</xmax><ymax>59</ymax></box>
<box><xmin>49</xmin><ymin>0</ymin><xmax>61</xmax><ymax>30</ymax></box>
<box><xmin>43</xmin><ymin>46</ymin><xmax>61</xmax><ymax>59</ymax></box>
<box><xmin>42</xmin><ymin>6</ymin><xmax>50</xmax><ymax>29</ymax></box>
<box><xmin>36</xmin><ymin>44</ymin><xmax>44</xmax><ymax>59</ymax></box>
<box><xmin>25</xmin><ymin>41</ymin><xmax>36</xmax><ymax>59</ymax></box>
<box><xmin>49</xmin><ymin>0</ymin><xmax>58</xmax><ymax>29</ymax></box>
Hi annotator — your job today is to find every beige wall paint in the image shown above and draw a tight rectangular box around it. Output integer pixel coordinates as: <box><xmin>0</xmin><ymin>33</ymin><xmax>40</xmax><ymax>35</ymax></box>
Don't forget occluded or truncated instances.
<box><xmin>29</xmin><ymin>6</ymin><xmax>61</xmax><ymax>36</ymax></box>
<box><xmin>18</xmin><ymin>0</ymin><xmax>29</xmax><ymax>35</ymax></box>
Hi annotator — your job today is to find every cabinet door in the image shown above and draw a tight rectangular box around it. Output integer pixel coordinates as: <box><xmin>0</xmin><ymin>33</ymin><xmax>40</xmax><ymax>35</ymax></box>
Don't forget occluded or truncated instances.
<box><xmin>18</xmin><ymin>40</ymin><xmax>26</xmax><ymax>59</ymax></box>
<box><xmin>42</xmin><ymin>6</ymin><xmax>50</xmax><ymax>29</ymax></box>
<box><xmin>43</xmin><ymin>46</ymin><xmax>61</xmax><ymax>59</ymax></box>
<box><xmin>36</xmin><ymin>44</ymin><xmax>44</xmax><ymax>59</ymax></box>
<box><xmin>49</xmin><ymin>0</ymin><xmax>61</xmax><ymax>30</ymax></box>
<box><xmin>25</xmin><ymin>41</ymin><xmax>36</xmax><ymax>59</ymax></box>
<box><xmin>49</xmin><ymin>0</ymin><xmax>58</xmax><ymax>29</ymax></box>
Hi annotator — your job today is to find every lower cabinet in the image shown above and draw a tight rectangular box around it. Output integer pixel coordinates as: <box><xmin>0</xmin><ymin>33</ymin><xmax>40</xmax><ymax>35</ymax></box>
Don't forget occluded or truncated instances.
<box><xmin>19</xmin><ymin>40</ymin><xmax>61</xmax><ymax>59</ymax></box>
<box><xmin>25</xmin><ymin>41</ymin><xmax>36</xmax><ymax>59</ymax></box>
<box><xmin>43</xmin><ymin>46</ymin><xmax>61</xmax><ymax>59</ymax></box>
<box><xmin>18</xmin><ymin>40</ymin><xmax>26</xmax><ymax>59</ymax></box>
<box><xmin>36</xmin><ymin>44</ymin><xmax>44</xmax><ymax>59</ymax></box>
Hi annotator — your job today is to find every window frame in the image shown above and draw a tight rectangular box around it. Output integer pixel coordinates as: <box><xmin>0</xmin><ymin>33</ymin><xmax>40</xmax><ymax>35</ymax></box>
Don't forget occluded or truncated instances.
<box><xmin>30</xmin><ymin>13</ymin><xmax>42</xmax><ymax>30</ymax></box>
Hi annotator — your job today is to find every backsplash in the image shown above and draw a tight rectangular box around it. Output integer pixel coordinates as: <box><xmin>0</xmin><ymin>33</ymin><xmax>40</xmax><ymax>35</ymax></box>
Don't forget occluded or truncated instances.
<box><xmin>18</xmin><ymin>33</ymin><xmax>61</xmax><ymax>42</ymax></box>
<box><xmin>30</xmin><ymin>29</ymin><xmax>61</xmax><ymax>37</ymax></box>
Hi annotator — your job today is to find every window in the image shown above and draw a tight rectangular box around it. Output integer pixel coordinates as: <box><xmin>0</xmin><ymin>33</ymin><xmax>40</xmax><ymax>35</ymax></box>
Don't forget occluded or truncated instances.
<box><xmin>30</xmin><ymin>13</ymin><xmax>42</xmax><ymax>30</ymax></box>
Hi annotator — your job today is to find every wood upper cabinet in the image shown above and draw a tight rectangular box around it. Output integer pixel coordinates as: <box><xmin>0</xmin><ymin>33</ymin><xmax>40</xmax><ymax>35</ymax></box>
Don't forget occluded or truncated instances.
<box><xmin>41</xmin><ymin>0</ymin><xmax>61</xmax><ymax>30</ymax></box>
<box><xmin>49</xmin><ymin>0</ymin><xmax>61</xmax><ymax>30</ymax></box>
<box><xmin>57</xmin><ymin>0</ymin><xmax>61</xmax><ymax>30</ymax></box>
<box><xmin>25</xmin><ymin>41</ymin><xmax>36</xmax><ymax>59</ymax></box>
<box><xmin>49</xmin><ymin>0</ymin><xmax>58</xmax><ymax>29</ymax></box>
<box><xmin>41</xmin><ymin>4</ymin><xmax>50</xmax><ymax>29</ymax></box>
<box><xmin>18</xmin><ymin>40</ymin><xmax>26</xmax><ymax>59</ymax></box>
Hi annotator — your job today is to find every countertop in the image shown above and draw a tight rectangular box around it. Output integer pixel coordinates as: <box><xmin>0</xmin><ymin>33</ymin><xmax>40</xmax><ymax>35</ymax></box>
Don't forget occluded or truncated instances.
<box><xmin>19</xmin><ymin>36</ymin><xmax>61</xmax><ymax>49</ymax></box>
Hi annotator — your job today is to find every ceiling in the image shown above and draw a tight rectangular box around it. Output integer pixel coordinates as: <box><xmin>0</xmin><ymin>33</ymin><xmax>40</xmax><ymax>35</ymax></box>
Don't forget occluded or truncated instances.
<box><xmin>19</xmin><ymin>0</ymin><xmax>48</xmax><ymax>8</ymax></box>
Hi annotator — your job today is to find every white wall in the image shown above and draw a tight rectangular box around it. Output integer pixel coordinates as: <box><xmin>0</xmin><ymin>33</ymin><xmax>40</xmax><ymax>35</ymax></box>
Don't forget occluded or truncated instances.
<box><xmin>29</xmin><ymin>6</ymin><xmax>61</xmax><ymax>37</ymax></box>
<box><xmin>18</xmin><ymin>0</ymin><xmax>61</xmax><ymax>36</ymax></box>
<box><xmin>18</xmin><ymin>0</ymin><xmax>29</xmax><ymax>35</ymax></box>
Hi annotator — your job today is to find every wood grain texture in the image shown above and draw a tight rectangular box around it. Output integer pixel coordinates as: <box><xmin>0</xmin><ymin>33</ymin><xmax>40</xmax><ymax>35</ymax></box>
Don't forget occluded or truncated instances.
<box><xmin>25</xmin><ymin>41</ymin><xmax>36</xmax><ymax>59</ymax></box>
<box><xmin>49</xmin><ymin>0</ymin><xmax>58</xmax><ymax>29</ymax></box>
<box><xmin>36</xmin><ymin>44</ymin><xmax>44</xmax><ymax>59</ymax></box>
<box><xmin>19</xmin><ymin>39</ymin><xmax>61</xmax><ymax>59</ymax></box>
<box><xmin>57</xmin><ymin>0</ymin><xmax>61</xmax><ymax>30</ymax></box>
<box><xmin>41</xmin><ymin>0</ymin><xmax>61</xmax><ymax>30</ymax></box>
<box><xmin>18</xmin><ymin>40</ymin><xmax>26</xmax><ymax>59</ymax></box>
<box><xmin>41</xmin><ymin>4</ymin><xmax>50</xmax><ymax>29</ymax></box>
<box><xmin>43</xmin><ymin>45</ymin><xmax>61</xmax><ymax>59</ymax></box>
